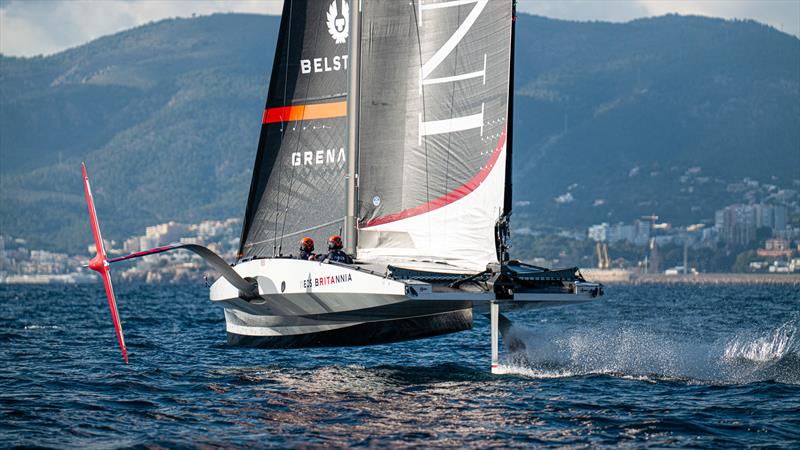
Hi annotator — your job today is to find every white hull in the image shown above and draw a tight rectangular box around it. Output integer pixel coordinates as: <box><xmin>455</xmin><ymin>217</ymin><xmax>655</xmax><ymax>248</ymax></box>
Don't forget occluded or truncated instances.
<box><xmin>209</xmin><ymin>259</ymin><xmax>600</xmax><ymax>347</ymax></box>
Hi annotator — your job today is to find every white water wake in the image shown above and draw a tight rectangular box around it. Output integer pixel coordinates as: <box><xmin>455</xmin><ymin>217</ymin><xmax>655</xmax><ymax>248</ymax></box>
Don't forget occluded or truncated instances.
<box><xmin>499</xmin><ymin>318</ymin><xmax>799</xmax><ymax>384</ymax></box>
<box><xmin>723</xmin><ymin>321</ymin><xmax>795</xmax><ymax>363</ymax></box>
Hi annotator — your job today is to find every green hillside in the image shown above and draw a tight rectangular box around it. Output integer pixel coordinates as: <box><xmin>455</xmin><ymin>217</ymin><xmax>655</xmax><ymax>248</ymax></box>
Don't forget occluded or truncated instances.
<box><xmin>1</xmin><ymin>14</ymin><xmax>277</xmax><ymax>253</ymax></box>
<box><xmin>512</xmin><ymin>15</ymin><xmax>800</xmax><ymax>228</ymax></box>
<box><xmin>1</xmin><ymin>13</ymin><xmax>798</xmax><ymax>253</ymax></box>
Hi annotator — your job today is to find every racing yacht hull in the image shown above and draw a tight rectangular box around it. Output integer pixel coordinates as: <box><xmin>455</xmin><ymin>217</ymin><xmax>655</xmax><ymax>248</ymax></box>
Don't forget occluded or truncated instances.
<box><xmin>210</xmin><ymin>258</ymin><xmax>600</xmax><ymax>348</ymax></box>
<box><xmin>210</xmin><ymin>258</ymin><xmax>472</xmax><ymax>347</ymax></box>
<box><xmin>224</xmin><ymin>307</ymin><xmax>473</xmax><ymax>348</ymax></box>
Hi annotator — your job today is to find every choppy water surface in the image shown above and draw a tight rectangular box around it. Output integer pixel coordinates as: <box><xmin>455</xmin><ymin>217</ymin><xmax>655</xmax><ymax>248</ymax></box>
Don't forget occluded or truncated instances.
<box><xmin>1</xmin><ymin>282</ymin><xmax>798</xmax><ymax>448</ymax></box>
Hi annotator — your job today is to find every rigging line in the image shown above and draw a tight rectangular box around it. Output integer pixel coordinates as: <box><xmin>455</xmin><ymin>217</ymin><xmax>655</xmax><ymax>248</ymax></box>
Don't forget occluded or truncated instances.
<box><xmin>411</xmin><ymin>1</ymin><xmax>432</xmax><ymax>245</ymax></box>
<box><xmin>271</xmin><ymin>140</ymin><xmax>284</xmax><ymax>257</ymax></box>
<box><xmin>272</xmin><ymin>0</ymin><xmax>294</xmax><ymax>257</ymax></box>
<box><xmin>277</xmin><ymin>146</ymin><xmax>295</xmax><ymax>256</ymax></box>
<box><xmin>278</xmin><ymin>0</ymin><xmax>325</xmax><ymax>253</ymax></box>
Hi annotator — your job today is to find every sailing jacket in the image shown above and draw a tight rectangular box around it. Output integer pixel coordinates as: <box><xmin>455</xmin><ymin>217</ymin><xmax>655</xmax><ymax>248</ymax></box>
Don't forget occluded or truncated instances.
<box><xmin>322</xmin><ymin>250</ymin><xmax>353</xmax><ymax>264</ymax></box>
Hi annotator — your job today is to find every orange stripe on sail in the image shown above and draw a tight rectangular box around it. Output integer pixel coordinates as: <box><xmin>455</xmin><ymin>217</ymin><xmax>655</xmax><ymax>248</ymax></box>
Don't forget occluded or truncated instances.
<box><xmin>262</xmin><ymin>101</ymin><xmax>347</xmax><ymax>124</ymax></box>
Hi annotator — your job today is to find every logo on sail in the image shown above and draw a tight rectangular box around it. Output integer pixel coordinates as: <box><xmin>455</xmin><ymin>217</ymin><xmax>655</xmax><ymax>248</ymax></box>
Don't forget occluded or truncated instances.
<box><xmin>326</xmin><ymin>0</ymin><xmax>349</xmax><ymax>44</ymax></box>
<box><xmin>291</xmin><ymin>147</ymin><xmax>346</xmax><ymax>167</ymax></box>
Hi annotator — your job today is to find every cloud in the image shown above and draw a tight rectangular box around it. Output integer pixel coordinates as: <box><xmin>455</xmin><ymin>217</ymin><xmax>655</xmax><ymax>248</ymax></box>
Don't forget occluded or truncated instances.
<box><xmin>0</xmin><ymin>0</ymin><xmax>283</xmax><ymax>56</ymax></box>
<box><xmin>517</xmin><ymin>0</ymin><xmax>800</xmax><ymax>36</ymax></box>
<box><xmin>1</xmin><ymin>0</ymin><xmax>797</xmax><ymax>57</ymax></box>
<box><xmin>638</xmin><ymin>0</ymin><xmax>800</xmax><ymax>35</ymax></box>
<box><xmin>517</xmin><ymin>0</ymin><xmax>651</xmax><ymax>23</ymax></box>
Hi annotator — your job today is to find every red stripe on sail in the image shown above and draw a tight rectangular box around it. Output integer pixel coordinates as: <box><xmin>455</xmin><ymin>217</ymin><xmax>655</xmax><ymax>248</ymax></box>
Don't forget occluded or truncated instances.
<box><xmin>363</xmin><ymin>128</ymin><xmax>507</xmax><ymax>228</ymax></box>
<box><xmin>262</xmin><ymin>101</ymin><xmax>347</xmax><ymax>124</ymax></box>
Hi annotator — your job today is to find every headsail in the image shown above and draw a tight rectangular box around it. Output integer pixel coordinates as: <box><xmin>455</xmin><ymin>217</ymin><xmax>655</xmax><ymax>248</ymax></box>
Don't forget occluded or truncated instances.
<box><xmin>355</xmin><ymin>0</ymin><xmax>513</xmax><ymax>271</ymax></box>
<box><xmin>239</xmin><ymin>0</ymin><xmax>351</xmax><ymax>258</ymax></box>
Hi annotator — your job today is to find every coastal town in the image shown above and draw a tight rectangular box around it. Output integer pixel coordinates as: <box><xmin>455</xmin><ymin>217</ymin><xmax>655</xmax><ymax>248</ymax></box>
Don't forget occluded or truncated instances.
<box><xmin>0</xmin><ymin>218</ymin><xmax>241</xmax><ymax>284</ymax></box>
<box><xmin>2</xmin><ymin>176</ymin><xmax>799</xmax><ymax>284</ymax></box>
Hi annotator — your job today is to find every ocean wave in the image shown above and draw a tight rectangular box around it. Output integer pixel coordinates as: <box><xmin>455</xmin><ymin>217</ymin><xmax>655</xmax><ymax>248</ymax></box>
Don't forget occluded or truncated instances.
<box><xmin>501</xmin><ymin>318</ymin><xmax>799</xmax><ymax>385</ymax></box>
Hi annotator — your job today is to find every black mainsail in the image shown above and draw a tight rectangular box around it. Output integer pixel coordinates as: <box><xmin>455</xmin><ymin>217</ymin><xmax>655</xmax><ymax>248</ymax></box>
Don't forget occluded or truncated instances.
<box><xmin>355</xmin><ymin>0</ymin><xmax>513</xmax><ymax>271</ymax></box>
<box><xmin>239</xmin><ymin>0</ymin><xmax>351</xmax><ymax>258</ymax></box>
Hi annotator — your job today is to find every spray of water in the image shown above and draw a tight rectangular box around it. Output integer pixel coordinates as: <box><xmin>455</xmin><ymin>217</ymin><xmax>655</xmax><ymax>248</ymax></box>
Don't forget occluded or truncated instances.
<box><xmin>723</xmin><ymin>321</ymin><xmax>795</xmax><ymax>363</ymax></box>
<box><xmin>500</xmin><ymin>318</ymin><xmax>799</xmax><ymax>384</ymax></box>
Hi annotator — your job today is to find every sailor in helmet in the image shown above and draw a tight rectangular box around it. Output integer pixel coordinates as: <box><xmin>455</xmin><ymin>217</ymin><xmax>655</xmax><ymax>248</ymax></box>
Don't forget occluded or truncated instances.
<box><xmin>320</xmin><ymin>235</ymin><xmax>353</xmax><ymax>264</ymax></box>
<box><xmin>298</xmin><ymin>237</ymin><xmax>317</xmax><ymax>261</ymax></box>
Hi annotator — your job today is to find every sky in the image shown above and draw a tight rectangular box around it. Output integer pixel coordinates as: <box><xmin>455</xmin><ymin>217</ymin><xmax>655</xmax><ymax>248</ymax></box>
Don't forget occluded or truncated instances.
<box><xmin>1</xmin><ymin>0</ymin><xmax>798</xmax><ymax>57</ymax></box>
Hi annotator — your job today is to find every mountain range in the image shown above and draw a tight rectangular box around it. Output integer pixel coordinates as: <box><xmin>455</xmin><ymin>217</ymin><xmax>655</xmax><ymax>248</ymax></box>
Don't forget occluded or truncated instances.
<box><xmin>1</xmin><ymin>13</ymin><xmax>798</xmax><ymax>254</ymax></box>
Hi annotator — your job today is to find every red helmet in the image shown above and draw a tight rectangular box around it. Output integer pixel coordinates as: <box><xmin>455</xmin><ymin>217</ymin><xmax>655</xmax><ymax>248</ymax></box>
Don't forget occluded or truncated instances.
<box><xmin>300</xmin><ymin>237</ymin><xmax>314</xmax><ymax>253</ymax></box>
<box><xmin>328</xmin><ymin>235</ymin><xmax>343</xmax><ymax>250</ymax></box>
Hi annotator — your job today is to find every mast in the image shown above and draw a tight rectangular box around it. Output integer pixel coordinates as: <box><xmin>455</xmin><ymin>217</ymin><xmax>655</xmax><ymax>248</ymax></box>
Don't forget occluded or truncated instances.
<box><xmin>344</xmin><ymin>0</ymin><xmax>361</xmax><ymax>256</ymax></box>
<box><xmin>497</xmin><ymin>0</ymin><xmax>516</xmax><ymax>264</ymax></box>
<box><xmin>504</xmin><ymin>0</ymin><xmax>516</xmax><ymax>218</ymax></box>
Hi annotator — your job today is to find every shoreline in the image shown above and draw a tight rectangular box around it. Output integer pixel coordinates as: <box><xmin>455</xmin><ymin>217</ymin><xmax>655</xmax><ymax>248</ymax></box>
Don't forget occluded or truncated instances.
<box><xmin>581</xmin><ymin>270</ymin><xmax>800</xmax><ymax>285</ymax></box>
<box><xmin>2</xmin><ymin>272</ymin><xmax>800</xmax><ymax>286</ymax></box>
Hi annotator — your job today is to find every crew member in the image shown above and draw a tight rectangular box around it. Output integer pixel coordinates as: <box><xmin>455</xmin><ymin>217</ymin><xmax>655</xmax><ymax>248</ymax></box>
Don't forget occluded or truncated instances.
<box><xmin>321</xmin><ymin>235</ymin><xmax>353</xmax><ymax>264</ymax></box>
<box><xmin>298</xmin><ymin>237</ymin><xmax>316</xmax><ymax>261</ymax></box>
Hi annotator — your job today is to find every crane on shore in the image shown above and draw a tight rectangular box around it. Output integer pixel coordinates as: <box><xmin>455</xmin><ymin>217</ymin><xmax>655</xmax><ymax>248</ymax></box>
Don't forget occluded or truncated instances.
<box><xmin>596</xmin><ymin>242</ymin><xmax>610</xmax><ymax>270</ymax></box>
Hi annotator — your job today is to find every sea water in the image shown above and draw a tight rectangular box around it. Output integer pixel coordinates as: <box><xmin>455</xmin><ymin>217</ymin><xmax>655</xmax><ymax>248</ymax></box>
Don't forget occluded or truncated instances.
<box><xmin>1</xmin><ymin>282</ymin><xmax>798</xmax><ymax>448</ymax></box>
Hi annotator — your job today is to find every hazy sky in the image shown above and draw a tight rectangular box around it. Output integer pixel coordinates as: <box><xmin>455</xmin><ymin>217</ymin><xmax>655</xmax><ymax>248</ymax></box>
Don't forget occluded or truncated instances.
<box><xmin>1</xmin><ymin>0</ymin><xmax>798</xmax><ymax>57</ymax></box>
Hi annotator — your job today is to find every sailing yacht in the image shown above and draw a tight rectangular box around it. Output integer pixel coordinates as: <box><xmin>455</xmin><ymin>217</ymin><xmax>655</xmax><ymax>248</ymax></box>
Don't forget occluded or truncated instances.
<box><xmin>83</xmin><ymin>0</ymin><xmax>602</xmax><ymax>370</ymax></box>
